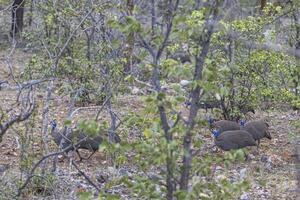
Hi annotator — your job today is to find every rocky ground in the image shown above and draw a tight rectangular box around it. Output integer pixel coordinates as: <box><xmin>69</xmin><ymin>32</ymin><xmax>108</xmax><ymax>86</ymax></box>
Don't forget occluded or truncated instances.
<box><xmin>0</xmin><ymin>48</ymin><xmax>299</xmax><ymax>200</ymax></box>
<box><xmin>0</xmin><ymin>95</ymin><xmax>298</xmax><ymax>199</ymax></box>
<box><xmin>208</xmin><ymin>110</ymin><xmax>299</xmax><ymax>200</ymax></box>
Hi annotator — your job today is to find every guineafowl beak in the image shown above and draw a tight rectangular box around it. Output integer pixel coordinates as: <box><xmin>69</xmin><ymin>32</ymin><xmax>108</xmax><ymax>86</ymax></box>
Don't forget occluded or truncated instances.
<box><xmin>265</xmin><ymin>130</ymin><xmax>272</xmax><ymax>139</ymax></box>
<box><xmin>265</xmin><ymin>122</ymin><xmax>270</xmax><ymax>127</ymax></box>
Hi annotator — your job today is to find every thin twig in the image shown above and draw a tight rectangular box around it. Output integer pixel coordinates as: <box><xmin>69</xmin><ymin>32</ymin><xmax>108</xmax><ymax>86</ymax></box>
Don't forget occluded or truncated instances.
<box><xmin>71</xmin><ymin>160</ymin><xmax>101</xmax><ymax>192</ymax></box>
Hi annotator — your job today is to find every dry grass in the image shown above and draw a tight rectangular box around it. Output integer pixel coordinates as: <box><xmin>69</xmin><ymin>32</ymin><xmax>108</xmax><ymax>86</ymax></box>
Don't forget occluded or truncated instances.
<box><xmin>0</xmin><ymin>47</ymin><xmax>298</xmax><ymax>200</ymax></box>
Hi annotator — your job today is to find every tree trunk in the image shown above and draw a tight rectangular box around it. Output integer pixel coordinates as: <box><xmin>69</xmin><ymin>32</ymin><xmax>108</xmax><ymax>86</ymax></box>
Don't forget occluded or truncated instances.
<box><xmin>180</xmin><ymin>1</ymin><xmax>220</xmax><ymax>190</ymax></box>
<box><xmin>294</xmin><ymin>11</ymin><xmax>300</xmax><ymax>97</ymax></box>
<box><xmin>28</xmin><ymin>0</ymin><xmax>34</xmax><ymax>26</ymax></box>
<box><xmin>123</xmin><ymin>0</ymin><xmax>135</xmax><ymax>74</ymax></box>
<box><xmin>260</xmin><ymin>0</ymin><xmax>267</xmax><ymax>10</ymax></box>
<box><xmin>10</xmin><ymin>0</ymin><xmax>26</xmax><ymax>37</ymax></box>
<box><xmin>295</xmin><ymin>144</ymin><xmax>300</xmax><ymax>199</ymax></box>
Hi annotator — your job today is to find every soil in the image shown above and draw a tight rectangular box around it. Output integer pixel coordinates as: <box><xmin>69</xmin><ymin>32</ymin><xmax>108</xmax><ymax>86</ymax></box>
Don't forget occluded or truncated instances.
<box><xmin>0</xmin><ymin>46</ymin><xmax>299</xmax><ymax>200</ymax></box>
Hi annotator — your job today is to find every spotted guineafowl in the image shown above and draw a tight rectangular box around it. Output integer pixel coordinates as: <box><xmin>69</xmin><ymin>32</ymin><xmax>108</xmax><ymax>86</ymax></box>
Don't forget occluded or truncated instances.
<box><xmin>212</xmin><ymin>129</ymin><xmax>257</xmax><ymax>151</ymax></box>
<box><xmin>208</xmin><ymin>117</ymin><xmax>240</xmax><ymax>133</ymax></box>
<box><xmin>50</xmin><ymin>120</ymin><xmax>106</xmax><ymax>160</ymax></box>
<box><xmin>240</xmin><ymin>119</ymin><xmax>271</xmax><ymax>147</ymax></box>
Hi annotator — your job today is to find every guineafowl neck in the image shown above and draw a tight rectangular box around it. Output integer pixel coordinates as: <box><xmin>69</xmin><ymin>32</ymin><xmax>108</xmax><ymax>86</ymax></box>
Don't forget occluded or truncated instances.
<box><xmin>51</xmin><ymin>128</ymin><xmax>64</xmax><ymax>144</ymax></box>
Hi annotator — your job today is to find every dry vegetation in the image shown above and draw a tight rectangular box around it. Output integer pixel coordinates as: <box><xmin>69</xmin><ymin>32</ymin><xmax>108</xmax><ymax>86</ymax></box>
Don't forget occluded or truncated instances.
<box><xmin>0</xmin><ymin>49</ymin><xmax>299</xmax><ymax>199</ymax></box>
<box><xmin>1</xmin><ymin>1</ymin><xmax>300</xmax><ymax>199</ymax></box>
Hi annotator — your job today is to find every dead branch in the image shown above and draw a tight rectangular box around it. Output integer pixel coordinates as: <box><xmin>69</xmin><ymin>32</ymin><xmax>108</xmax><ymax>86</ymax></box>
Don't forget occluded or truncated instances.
<box><xmin>0</xmin><ymin>93</ymin><xmax>35</xmax><ymax>143</ymax></box>
<box><xmin>71</xmin><ymin>160</ymin><xmax>101</xmax><ymax>192</ymax></box>
<box><xmin>16</xmin><ymin>136</ymin><xmax>102</xmax><ymax>197</ymax></box>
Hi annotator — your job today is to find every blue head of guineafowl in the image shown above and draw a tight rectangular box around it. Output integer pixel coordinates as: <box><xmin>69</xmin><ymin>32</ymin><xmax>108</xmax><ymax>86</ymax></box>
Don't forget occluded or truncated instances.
<box><xmin>49</xmin><ymin>119</ymin><xmax>74</xmax><ymax>153</ymax></box>
<box><xmin>50</xmin><ymin>119</ymin><xmax>57</xmax><ymax>130</ymax></box>
<box><xmin>212</xmin><ymin>129</ymin><xmax>221</xmax><ymax>138</ymax></box>
<box><xmin>208</xmin><ymin>116</ymin><xmax>214</xmax><ymax>125</ymax></box>
<box><xmin>50</xmin><ymin>119</ymin><xmax>61</xmax><ymax>145</ymax></box>
<box><xmin>239</xmin><ymin>119</ymin><xmax>246</xmax><ymax>127</ymax></box>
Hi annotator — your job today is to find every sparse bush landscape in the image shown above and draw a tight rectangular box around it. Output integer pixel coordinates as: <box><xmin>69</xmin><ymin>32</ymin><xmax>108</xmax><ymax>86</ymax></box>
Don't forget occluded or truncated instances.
<box><xmin>0</xmin><ymin>0</ymin><xmax>300</xmax><ymax>199</ymax></box>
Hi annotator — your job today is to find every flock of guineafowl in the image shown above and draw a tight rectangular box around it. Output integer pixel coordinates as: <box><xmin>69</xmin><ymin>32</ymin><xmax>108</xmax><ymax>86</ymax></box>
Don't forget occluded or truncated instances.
<box><xmin>49</xmin><ymin>116</ymin><xmax>272</xmax><ymax>160</ymax></box>
<box><xmin>209</xmin><ymin>117</ymin><xmax>272</xmax><ymax>151</ymax></box>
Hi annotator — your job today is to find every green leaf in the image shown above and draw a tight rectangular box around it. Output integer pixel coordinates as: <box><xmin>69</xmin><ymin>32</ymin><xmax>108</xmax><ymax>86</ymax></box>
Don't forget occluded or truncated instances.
<box><xmin>143</xmin><ymin>129</ymin><xmax>151</xmax><ymax>139</ymax></box>
<box><xmin>157</xmin><ymin>92</ymin><xmax>166</xmax><ymax>100</ymax></box>
<box><xmin>64</xmin><ymin>119</ymin><xmax>72</xmax><ymax>126</ymax></box>
<box><xmin>77</xmin><ymin>191</ymin><xmax>92</xmax><ymax>200</ymax></box>
<box><xmin>125</xmin><ymin>74</ymin><xmax>134</xmax><ymax>83</ymax></box>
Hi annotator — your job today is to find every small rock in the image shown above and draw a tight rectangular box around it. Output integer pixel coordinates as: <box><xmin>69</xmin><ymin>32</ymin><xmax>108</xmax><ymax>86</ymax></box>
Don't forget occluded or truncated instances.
<box><xmin>131</xmin><ymin>86</ymin><xmax>141</xmax><ymax>95</ymax></box>
<box><xmin>247</xmin><ymin>153</ymin><xmax>255</xmax><ymax>160</ymax></box>
<box><xmin>215</xmin><ymin>166</ymin><xmax>223</xmax><ymax>171</ymax></box>
<box><xmin>0</xmin><ymin>164</ymin><xmax>8</xmax><ymax>173</ymax></box>
<box><xmin>263</xmin><ymin>154</ymin><xmax>284</xmax><ymax>170</ymax></box>
<box><xmin>191</xmin><ymin>175</ymin><xmax>203</xmax><ymax>184</ymax></box>
<box><xmin>107</xmin><ymin>166</ymin><xmax>117</xmax><ymax>174</ymax></box>
<box><xmin>240</xmin><ymin>192</ymin><xmax>251</xmax><ymax>200</ymax></box>
<box><xmin>58</xmin><ymin>154</ymin><xmax>64</xmax><ymax>162</ymax></box>
<box><xmin>229</xmin><ymin>169</ymin><xmax>241</xmax><ymax>183</ymax></box>
<box><xmin>148</xmin><ymin>172</ymin><xmax>162</xmax><ymax>181</ymax></box>
<box><xmin>180</xmin><ymin>80</ymin><xmax>191</xmax><ymax>87</ymax></box>
<box><xmin>119</xmin><ymin>168</ymin><xmax>129</xmax><ymax>176</ymax></box>
<box><xmin>216</xmin><ymin>174</ymin><xmax>227</xmax><ymax>181</ymax></box>
<box><xmin>269</xmin><ymin>154</ymin><xmax>284</xmax><ymax>165</ymax></box>
<box><xmin>239</xmin><ymin>168</ymin><xmax>247</xmax><ymax>180</ymax></box>
<box><xmin>265</xmin><ymin>162</ymin><xmax>273</xmax><ymax>171</ymax></box>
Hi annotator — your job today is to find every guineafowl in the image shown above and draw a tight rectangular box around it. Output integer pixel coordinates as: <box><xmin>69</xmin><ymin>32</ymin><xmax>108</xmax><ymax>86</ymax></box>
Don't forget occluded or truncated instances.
<box><xmin>208</xmin><ymin>117</ymin><xmax>240</xmax><ymax>133</ymax></box>
<box><xmin>240</xmin><ymin>119</ymin><xmax>271</xmax><ymax>147</ymax></box>
<box><xmin>212</xmin><ymin>129</ymin><xmax>257</xmax><ymax>151</ymax></box>
<box><xmin>50</xmin><ymin>120</ymin><xmax>74</xmax><ymax>153</ymax></box>
<box><xmin>50</xmin><ymin>120</ymin><xmax>105</xmax><ymax>160</ymax></box>
<box><xmin>170</xmin><ymin>52</ymin><xmax>191</xmax><ymax>63</ymax></box>
<box><xmin>199</xmin><ymin>101</ymin><xmax>220</xmax><ymax>112</ymax></box>
<box><xmin>185</xmin><ymin>101</ymin><xmax>220</xmax><ymax>112</ymax></box>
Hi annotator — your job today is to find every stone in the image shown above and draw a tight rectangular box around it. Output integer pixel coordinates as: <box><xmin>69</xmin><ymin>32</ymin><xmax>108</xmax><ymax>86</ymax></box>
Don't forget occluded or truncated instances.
<box><xmin>240</xmin><ymin>192</ymin><xmax>251</xmax><ymax>200</ymax></box>
<box><xmin>180</xmin><ymin>80</ymin><xmax>191</xmax><ymax>87</ymax></box>
<box><xmin>239</xmin><ymin>168</ymin><xmax>247</xmax><ymax>180</ymax></box>
<box><xmin>0</xmin><ymin>164</ymin><xmax>8</xmax><ymax>173</ymax></box>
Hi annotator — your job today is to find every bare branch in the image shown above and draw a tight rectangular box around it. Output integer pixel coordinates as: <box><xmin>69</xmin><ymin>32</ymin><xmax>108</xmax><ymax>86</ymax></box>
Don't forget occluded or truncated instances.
<box><xmin>180</xmin><ymin>0</ymin><xmax>221</xmax><ymax>190</ymax></box>
<box><xmin>137</xmin><ymin>34</ymin><xmax>156</xmax><ymax>58</ymax></box>
<box><xmin>0</xmin><ymin>90</ymin><xmax>35</xmax><ymax>142</ymax></box>
<box><xmin>16</xmin><ymin>135</ymin><xmax>102</xmax><ymax>197</ymax></box>
<box><xmin>156</xmin><ymin>0</ymin><xmax>180</xmax><ymax>60</ymax></box>
<box><xmin>71</xmin><ymin>160</ymin><xmax>101</xmax><ymax>192</ymax></box>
